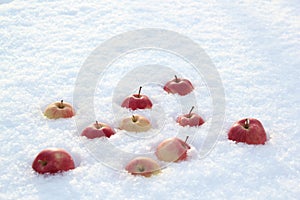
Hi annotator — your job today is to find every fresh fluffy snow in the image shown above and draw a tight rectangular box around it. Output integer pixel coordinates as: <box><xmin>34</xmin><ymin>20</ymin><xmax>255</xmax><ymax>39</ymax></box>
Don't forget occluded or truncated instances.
<box><xmin>0</xmin><ymin>0</ymin><xmax>299</xmax><ymax>200</ymax></box>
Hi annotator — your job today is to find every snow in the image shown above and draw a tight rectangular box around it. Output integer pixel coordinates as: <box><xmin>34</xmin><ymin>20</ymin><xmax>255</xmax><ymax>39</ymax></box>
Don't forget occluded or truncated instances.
<box><xmin>0</xmin><ymin>0</ymin><xmax>299</xmax><ymax>199</ymax></box>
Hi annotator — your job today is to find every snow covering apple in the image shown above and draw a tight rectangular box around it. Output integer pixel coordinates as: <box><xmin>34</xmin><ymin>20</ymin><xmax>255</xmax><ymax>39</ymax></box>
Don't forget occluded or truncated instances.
<box><xmin>163</xmin><ymin>75</ymin><xmax>194</xmax><ymax>96</ymax></box>
<box><xmin>156</xmin><ymin>137</ymin><xmax>191</xmax><ymax>162</ymax></box>
<box><xmin>177</xmin><ymin>106</ymin><xmax>205</xmax><ymax>127</ymax></box>
<box><xmin>32</xmin><ymin>148</ymin><xmax>75</xmax><ymax>174</ymax></box>
<box><xmin>125</xmin><ymin>157</ymin><xmax>161</xmax><ymax>177</ymax></box>
<box><xmin>228</xmin><ymin>118</ymin><xmax>267</xmax><ymax>145</ymax></box>
<box><xmin>44</xmin><ymin>100</ymin><xmax>75</xmax><ymax>119</ymax></box>
<box><xmin>120</xmin><ymin>114</ymin><xmax>151</xmax><ymax>132</ymax></box>
<box><xmin>121</xmin><ymin>86</ymin><xmax>153</xmax><ymax>110</ymax></box>
<box><xmin>81</xmin><ymin>121</ymin><xmax>116</xmax><ymax>139</ymax></box>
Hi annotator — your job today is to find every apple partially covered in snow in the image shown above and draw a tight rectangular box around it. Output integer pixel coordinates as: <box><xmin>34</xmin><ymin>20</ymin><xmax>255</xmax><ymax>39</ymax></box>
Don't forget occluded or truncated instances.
<box><xmin>155</xmin><ymin>137</ymin><xmax>191</xmax><ymax>162</ymax></box>
<box><xmin>177</xmin><ymin>106</ymin><xmax>205</xmax><ymax>127</ymax></box>
<box><xmin>120</xmin><ymin>115</ymin><xmax>151</xmax><ymax>132</ymax></box>
<box><xmin>81</xmin><ymin>121</ymin><xmax>116</xmax><ymax>139</ymax></box>
<box><xmin>228</xmin><ymin>118</ymin><xmax>267</xmax><ymax>145</ymax></box>
<box><xmin>121</xmin><ymin>86</ymin><xmax>152</xmax><ymax>110</ymax></box>
<box><xmin>163</xmin><ymin>75</ymin><xmax>194</xmax><ymax>96</ymax></box>
<box><xmin>32</xmin><ymin>148</ymin><xmax>75</xmax><ymax>174</ymax></box>
<box><xmin>44</xmin><ymin>100</ymin><xmax>75</xmax><ymax>119</ymax></box>
<box><xmin>125</xmin><ymin>157</ymin><xmax>161</xmax><ymax>177</ymax></box>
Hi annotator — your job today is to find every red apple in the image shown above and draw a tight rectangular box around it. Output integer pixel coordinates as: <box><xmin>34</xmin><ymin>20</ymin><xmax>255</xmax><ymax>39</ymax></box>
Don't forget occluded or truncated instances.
<box><xmin>228</xmin><ymin>118</ymin><xmax>267</xmax><ymax>145</ymax></box>
<box><xmin>44</xmin><ymin>100</ymin><xmax>75</xmax><ymax>119</ymax></box>
<box><xmin>163</xmin><ymin>75</ymin><xmax>194</xmax><ymax>96</ymax></box>
<box><xmin>155</xmin><ymin>136</ymin><xmax>191</xmax><ymax>162</ymax></box>
<box><xmin>81</xmin><ymin>121</ymin><xmax>116</xmax><ymax>139</ymax></box>
<box><xmin>176</xmin><ymin>106</ymin><xmax>205</xmax><ymax>127</ymax></box>
<box><xmin>120</xmin><ymin>115</ymin><xmax>151</xmax><ymax>132</ymax></box>
<box><xmin>125</xmin><ymin>157</ymin><xmax>161</xmax><ymax>177</ymax></box>
<box><xmin>32</xmin><ymin>148</ymin><xmax>75</xmax><ymax>174</ymax></box>
<box><xmin>121</xmin><ymin>86</ymin><xmax>153</xmax><ymax>110</ymax></box>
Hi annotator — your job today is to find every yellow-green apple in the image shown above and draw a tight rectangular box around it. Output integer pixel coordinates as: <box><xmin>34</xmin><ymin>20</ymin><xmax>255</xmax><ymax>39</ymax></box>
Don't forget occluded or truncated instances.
<box><xmin>176</xmin><ymin>106</ymin><xmax>205</xmax><ymax>127</ymax></box>
<box><xmin>163</xmin><ymin>75</ymin><xmax>194</xmax><ymax>96</ymax></box>
<box><xmin>44</xmin><ymin>100</ymin><xmax>75</xmax><ymax>119</ymax></box>
<box><xmin>125</xmin><ymin>157</ymin><xmax>161</xmax><ymax>177</ymax></box>
<box><xmin>228</xmin><ymin>118</ymin><xmax>267</xmax><ymax>145</ymax></box>
<box><xmin>81</xmin><ymin>121</ymin><xmax>116</xmax><ymax>139</ymax></box>
<box><xmin>155</xmin><ymin>137</ymin><xmax>190</xmax><ymax>162</ymax></box>
<box><xmin>121</xmin><ymin>86</ymin><xmax>152</xmax><ymax>110</ymax></box>
<box><xmin>119</xmin><ymin>115</ymin><xmax>151</xmax><ymax>132</ymax></box>
<box><xmin>32</xmin><ymin>148</ymin><xmax>75</xmax><ymax>174</ymax></box>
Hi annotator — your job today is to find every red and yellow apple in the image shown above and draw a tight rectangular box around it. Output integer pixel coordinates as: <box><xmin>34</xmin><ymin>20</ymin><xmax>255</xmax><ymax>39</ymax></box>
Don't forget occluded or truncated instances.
<box><xmin>81</xmin><ymin>121</ymin><xmax>116</xmax><ymax>139</ymax></box>
<box><xmin>121</xmin><ymin>86</ymin><xmax>152</xmax><ymax>110</ymax></box>
<box><xmin>177</xmin><ymin>106</ymin><xmax>205</xmax><ymax>127</ymax></box>
<box><xmin>228</xmin><ymin>118</ymin><xmax>267</xmax><ymax>145</ymax></box>
<box><xmin>155</xmin><ymin>137</ymin><xmax>190</xmax><ymax>162</ymax></box>
<box><xmin>32</xmin><ymin>148</ymin><xmax>75</xmax><ymax>174</ymax></box>
<box><xmin>44</xmin><ymin>100</ymin><xmax>75</xmax><ymax>119</ymax></box>
<box><xmin>125</xmin><ymin>157</ymin><xmax>161</xmax><ymax>177</ymax></box>
<box><xmin>163</xmin><ymin>75</ymin><xmax>194</xmax><ymax>96</ymax></box>
<box><xmin>119</xmin><ymin>115</ymin><xmax>151</xmax><ymax>132</ymax></box>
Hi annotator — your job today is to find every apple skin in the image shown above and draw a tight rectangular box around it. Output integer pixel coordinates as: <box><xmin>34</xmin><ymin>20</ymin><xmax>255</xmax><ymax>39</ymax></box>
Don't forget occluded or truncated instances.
<box><xmin>125</xmin><ymin>157</ymin><xmax>161</xmax><ymax>177</ymax></box>
<box><xmin>163</xmin><ymin>76</ymin><xmax>194</xmax><ymax>96</ymax></box>
<box><xmin>81</xmin><ymin>122</ymin><xmax>116</xmax><ymax>139</ymax></box>
<box><xmin>32</xmin><ymin>148</ymin><xmax>75</xmax><ymax>174</ymax></box>
<box><xmin>155</xmin><ymin>137</ymin><xmax>191</xmax><ymax>162</ymax></box>
<box><xmin>44</xmin><ymin>100</ymin><xmax>75</xmax><ymax>119</ymax></box>
<box><xmin>121</xmin><ymin>94</ymin><xmax>153</xmax><ymax>110</ymax></box>
<box><xmin>177</xmin><ymin>113</ymin><xmax>205</xmax><ymax>127</ymax></box>
<box><xmin>228</xmin><ymin>118</ymin><xmax>267</xmax><ymax>145</ymax></box>
<box><xmin>120</xmin><ymin>115</ymin><xmax>151</xmax><ymax>132</ymax></box>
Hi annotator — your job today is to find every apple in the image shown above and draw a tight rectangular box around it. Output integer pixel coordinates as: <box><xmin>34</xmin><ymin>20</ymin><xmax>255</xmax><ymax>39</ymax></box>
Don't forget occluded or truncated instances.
<box><xmin>32</xmin><ymin>148</ymin><xmax>75</xmax><ymax>174</ymax></box>
<box><xmin>176</xmin><ymin>106</ymin><xmax>205</xmax><ymax>127</ymax></box>
<box><xmin>155</xmin><ymin>136</ymin><xmax>191</xmax><ymax>162</ymax></box>
<box><xmin>125</xmin><ymin>157</ymin><xmax>161</xmax><ymax>177</ymax></box>
<box><xmin>44</xmin><ymin>100</ymin><xmax>75</xmax><ymax>119</ymax></box>
<box><xmin>163</xmin><ymin>75</ymin><xmax>194</xmax><ymax>96</ymax></box>
<box><xmin>121</xmin><ymin>86</ymin><xmax>153</xmax><ymax>110</ymax></box>
<box><xmin>119</xmin><ymin>115</ymin><xmax>151</xmax><ymax>132</ymax></box>
<box><xmin>228</xmin><ymin>118</ymin><xmax>267</xmax><ymax>145</ymax></box>
<box><xmin>81</xmin><ymin>121</ymin><xmax>116</xmax><ymax>139</ymax></box>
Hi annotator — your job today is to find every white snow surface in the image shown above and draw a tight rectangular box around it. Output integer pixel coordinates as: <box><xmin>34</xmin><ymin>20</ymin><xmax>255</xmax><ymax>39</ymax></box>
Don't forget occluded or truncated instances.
<box><xmin>0</xmin><ymin>0</ymin><xmax>299</xmax><ymax>199</ymax></box>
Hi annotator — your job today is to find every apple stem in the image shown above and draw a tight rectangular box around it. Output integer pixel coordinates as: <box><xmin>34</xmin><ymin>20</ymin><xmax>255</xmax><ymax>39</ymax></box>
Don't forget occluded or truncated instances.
<box><xmin>175</xmin><ymin>75</ymin><xmax>178</xmax><ymax>82</ymax></box>
<box><xmin>188</xmin><ymin>106</ymin><xmax>195</xmax><ymax>117</ymax></box>
<box><xmin>38</xmin><ymin>160</ymin><xmax>47</xmax><ymax>166</ymax></box>
<box><xmin>138</xmin><ymin>86</ymin><xmax>142</xmax><ymax>98</ymax></box>
<box><xmin>245</xmin><ymin>118</ymin><xmax>250</xmax><ymax>129</ymax></box>
<box><xmin>59</xmin><ymin>100</ymin><xmax>64</xmax><ymax>108</ymax></box>
<box><xmin>138</xmin><ymin>165</ymin><xmax>145</xmax><ymax>172</ymax></box>
<box><xmin>184</xmin><ymin>136</ymin><xmax>189</xmax><ymax>144</ymax></box>
<box><xmin>95</xmin><ymin>121</ymin><xmax>102</xmax><ymax>129</ymax></box>
<box><xmin>132</xmin><ymin>115</ymin><xmax>137</xmax><ymax>122</ymax></box>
